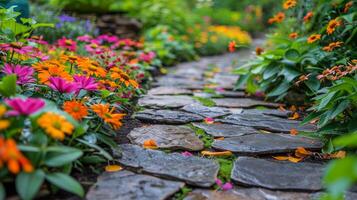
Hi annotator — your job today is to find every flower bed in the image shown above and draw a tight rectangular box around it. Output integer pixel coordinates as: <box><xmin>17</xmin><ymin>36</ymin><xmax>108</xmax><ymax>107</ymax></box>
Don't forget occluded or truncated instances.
<box><xmin>0</xmin><ymin>7</ymin><xmax>159</xmax><ymax>199</ymax></box>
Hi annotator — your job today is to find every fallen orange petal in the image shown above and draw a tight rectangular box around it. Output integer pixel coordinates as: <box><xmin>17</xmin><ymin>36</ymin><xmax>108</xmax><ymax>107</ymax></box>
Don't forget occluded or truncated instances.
<box><xmin>295</xmin><ymin>147</ymin><xmax>312</xmax><ymax>158</ymax></box>
<box><xmin>288</xmin><ymin>112</ymin><xmax>300</xmax><ymax>120</ymax></box>
<box><xmin>289</xmin><ymin>105</ymin><xmax>297</xmax><ymax>112</ymax></box>
<box><xmin>273</xmin><ymin>156</ymin><xmax>303</xmax><ymax>163</ymax></box>
<box><xmin>330</xmin><ymin>151</ymin><xmax>346</xmax><ymax>159</ymax></box>
<box><xmin>290</xmin><ymin>129</ymin><xmax>299</xmax><ymax>135</ymax></box>
<box><xmin>143</xmin><ymin>139</ymin><xmax>158</xmax><ymax>149</ymax></box>
<box><xmin>105</xmin><ymin>164</ymin><xmax>123</xmax><ymax>172</ymax></box>
<box><xmin>273</xmin><ymin>156</ymin><xmax>289</xmax><ymax>161</ymax></box>
<box><xmin>215</xmin><ymin>137</ymin><xmax>225</xmax><ymax>140</ymax></box>
<box><xmin>201</xmin><ymin>151</ymin><xmax>232</xmax><ymax>156</ymax></box>
<box><xmin>278</xmin><ymin>105</ymin><xmax>286</xmax><ymax>111</ymax></box>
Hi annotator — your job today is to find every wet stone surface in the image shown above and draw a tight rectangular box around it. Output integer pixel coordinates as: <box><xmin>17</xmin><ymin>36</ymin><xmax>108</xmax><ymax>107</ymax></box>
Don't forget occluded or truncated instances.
<box><xmin>231</xmin><ymin>157</ymin><xmax>324</xmax><ymax>191</ymax></box>
<box><xmin>242</xmin><ymin>108</ymin><xmax>292</xmax><ymax>118</ymax></box>
<box><xmin>219</xmin><ymin>113</ymin><xmax>317</xmax><ymax>133</ymax></box>
<box><xmin>114</xmin><ymin>144</ymin><xmax>219</xmax><ymax>187</ymax></box>
<box><xmin>181</xmin><ymin>103</ymin><xmax>231</xmax><ymax>118</ymax></box>
<box><xmin>134</xmin><ymin>109</ymin><xmax>204</xmax><ymax>124</ymax></box>
<box><xmin>86</xmin><ymin>170</ymin><xmax>184</xmax><ymax>200</ymax></box>
<box><xmin>184</xmin><ymin>188</ymin><xmax>316</xmax><ymax>200</ymax></box>
<box><xmin>212</xmin><ymin>133</ymin><xmax>323</xmax><ymax>155</ymax></box>
<box><xmin>138</xmin><ymin>95</ymin><xmax>197</xmax><ymax>109</ymax></box>
<box><xmin>147</xmin><ymin>87</ymin><xmax>193</xmax><ymax>96</ymax></box>
<box><xmin>213</xmin><ymin>98</ymin><xmax>281</xmax><ymax>108</ymax></box>
<box><xmin>127</xmin><ymin>125</ymin><xmax>204</xmax><ymax>151</ymax></box>
<box><xmin>192</xmin><ymin>123</ymin><xmax>259</xmax><ymax>137</ymax></box>
<box><xmin>215</xmin><ymin>90</ymin><xmax>246</xmax><ymax>98</ymax></box>
<box><xmin>154</xmin><ymin>76</ymin><xmax>205</xmax><ymax>89</ymax></box>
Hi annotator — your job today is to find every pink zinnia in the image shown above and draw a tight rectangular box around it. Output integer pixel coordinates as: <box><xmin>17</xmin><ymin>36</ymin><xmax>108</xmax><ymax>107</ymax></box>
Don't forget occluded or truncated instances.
<box><xmin>5</xmin><ymin>97</ymin><xmax>45</xmax><ymax>116</ymax></box>
<box><xmin>77</xmin><ymin>35</ymin><xmax>92</xmax><ymax>42</ymax></box>
<box><xmin>2</xmin><ymin>63</ymin><xmax>35</xmax><ymax>85</ymax></box>
<box><xmin>181</xmin><ymin>151</ymin><xmax>193</xmax><ymax>157</ymax></box>
<box><xmin>49</xmin><ymin>77</ymin><xmax>77</xmax><ymax>93</ymax></box>
<box><xmin>139</xmin><ymin>52</ymin><xmax>156</xmax><ymax>62</ymax></box>
<box><xmin>0</xmin><ymin>42</ymin><xmax>33</xmax><ymax>55</ymax></box>
<box><xmin>73</xmin><ymin>75</ymin><xmax>98</xmax><ymax>92</ymax></box>
<box><xmin>57</xmin><ymin>37</ymin><xmax>77</xmax><ymax>51</ymax></box>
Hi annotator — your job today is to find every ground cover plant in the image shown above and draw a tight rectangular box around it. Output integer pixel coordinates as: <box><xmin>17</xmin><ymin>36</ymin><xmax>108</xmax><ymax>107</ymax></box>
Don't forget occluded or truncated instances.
<box><xmin>232</xmin><ymin>0</ymin><xmax>357</xmax><ymax>199</ymax></box>
<box><xmin>0</xmin><ymin>6</ymin><xmax>159</xmax><ymax>199</ymax></box>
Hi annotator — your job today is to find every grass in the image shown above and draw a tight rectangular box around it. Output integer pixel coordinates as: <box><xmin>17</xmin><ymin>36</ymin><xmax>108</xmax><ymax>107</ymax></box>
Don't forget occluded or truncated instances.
<box><xmin>216</xmin><ymin>156</ymin><xmax>235</xmax><ymax>182</ymax></box>
<box><xmin>188</xmin><ymin>124</ymin><xmax>214</xmax><ymax>148</ymax></box>
<box><xmin>173</xmin><ymin>186</ymin><xmax>192</xmax><ymax>200</ymax></box>
<box><xmin>192</xmin><ymin>96</ymin><xmax>216</xmax><ymax>107</ymax></box>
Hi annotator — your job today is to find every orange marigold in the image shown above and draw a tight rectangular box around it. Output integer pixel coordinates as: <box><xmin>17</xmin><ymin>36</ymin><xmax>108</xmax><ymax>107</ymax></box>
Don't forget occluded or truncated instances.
<box><xmin>283</xmin><ymin>0</ymin><xmax>297</xmax><ymax>10</ymax></box>
<box><xmin>303</xmin><ymin>12</ymin><xmax>313</xmax><ymax>22</ymax></box>
<box><xmin>228</xmin><ymin>41</ymin><xmax>237</xmax><ymax>52</ymax></box>
<box><xmin>322</xmin><ymin>41</ymin><xmax>343</xmax><ymax>52</ymax></box>
<box><xmin>289</xmin><ymin>32</ymin><xmax>299</xmax><ymax>39</ymax></box>
<box><xmin>307</xmin><ymin>34</ymin><xmax>321</xmax><ymax>44</ymax></box>
<box><xmin>91</xmin><ymin>104</ymin><xmax>125</xmax><ymax>130</ymax></box>
<box><xmin>37</xmin><ymin>112</ymin><xmax>74</xmax><ymax>140</ymax></box>
<box><xmin>0</xmin><ymin>138</ymin><xmax>33</xmax><ymax>174</ymax></box>
<box><xmin>326</xmin><ymin>19</ymin><xmax>342</xmax><ymax>35</ymax></box>
<box><xmin>344</xmin><ymin>1</ymin><xmax>353</xmax><ymax>13</ymax></box>
<box><xmin>77</xmin><ymin>58</ymin><xmax>107</xmax><ymax>78</ymax></box>
<box><xmin>63</xmin><ymin>100</ymin><xmax>88</xmax><ymax>121</ymax></box>
<box><xmin>268</xmin><ymin>12</ymin><xmax>285</xmax><ymax>24</ymax></box>
<box><xmin>110</xmin><ymin>68</ymin><xmax>139</xmax><ymax>88</ymax></box>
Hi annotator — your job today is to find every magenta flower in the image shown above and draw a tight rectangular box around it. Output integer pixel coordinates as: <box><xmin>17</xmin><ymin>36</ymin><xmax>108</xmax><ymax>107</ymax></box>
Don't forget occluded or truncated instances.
<box><xmin>2</xmin><ymin>63</ymin><xmax>35</xmax><ymax>85</ymax></box>
<box><xmin>77</xmin><ymin>35</ymin><xmax>92</xmax><ymax>42</ymax></box>
<box><xmin>215</xmin><ymin>178</ymin><xmax>233</xmax><ymax>191</ymax></box>
<box><xmin>181</xmin><ymin>151</ymin><xmax>193</xmax><ymax>157</ymax></box>
<box><xmin>73</xmin><ymin>75</ymin><xmax>98</xmax><ymax>92</ymax></box>
<box><xmin>0</xmin><ymin>42</ymin><xmax>33</xmax><ymax>55</ymax></box>
<box><xmin>139</xmin><ymin>52</ymin><xmax>156</xmax><ymax>62</ymax></box>
<box><xmin>57</xmin><ymin>37</ymin><xmax>77</xmax><ymax>51</ymax></box>
<box><xmin>5</xmin><ymin>98</ymin><xmax>45</xmax><ymax>116</ymax></box>
<box><xmin>49</xmin><ymin>77</ymin><xmax>77</xmax><ymax>93</ymax></box>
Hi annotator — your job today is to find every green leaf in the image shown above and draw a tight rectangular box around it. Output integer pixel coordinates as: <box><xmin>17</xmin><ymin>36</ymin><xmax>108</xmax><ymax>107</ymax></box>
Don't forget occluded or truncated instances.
<box><xmin>284</xmin><ymin>49</ymin><xmax>300</xmax><ymax>61</ymax></box>
<box><xmin>76</xmin><ymin>139</ymin><xmax>113</xmax><ymax>160</ymax></box>
<box><xmin>333</xmin><ymin>131</ymin><xmax>357</xmax><ymax>148</ymax></box>
<box><xmin>45</xmin><ymin>146</ymin><xmax>83</xmax><ymax>167</ymax></box>
<box><xmin>267</xmin><ymin>80</ymin><xmax>290</xmax><ymax>97</ymax></box>
<box><xmin>317</xmin><ymin>91</ymin><xmax>337</xmax><ymax>111</ymax></box>
<box><xmin>330</xmin><ymin>100</ymin><xmax>350</xmax><ymax>120</ymax></box>
<box><xmin>0</xmin><ymin>75</ymin><xmax>17</xmax><ymax>97</ymax></box>
<box><xmin>280</xmin><ymin>66</ymin><xmax>300</xmax><ymax>82</ymax></box>
<box><xmin>0</xmin><ymin>183</ymin><xmax>5</xmax><ymax>200</ymax></box>
<box><xmin>46</xmin><ymin>173</ymin><xmax>84</xmax><ymax>197</ymax></box>
<box><xmin>301</xmin><ymin>111</ymin><xmax>322</xmax><ymax>125</ymax></box>
<box><xmin>16</xmin><ymin>170</ymin><xmax>45</xmax><ymax>200</ymax></box>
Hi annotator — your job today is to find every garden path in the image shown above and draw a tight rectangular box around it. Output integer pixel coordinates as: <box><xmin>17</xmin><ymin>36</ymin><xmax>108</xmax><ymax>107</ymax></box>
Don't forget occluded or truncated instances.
<box><xmin>86</xmin><ymin>38</ymin><xmax>353</xmax><ymax>200</ymax></box>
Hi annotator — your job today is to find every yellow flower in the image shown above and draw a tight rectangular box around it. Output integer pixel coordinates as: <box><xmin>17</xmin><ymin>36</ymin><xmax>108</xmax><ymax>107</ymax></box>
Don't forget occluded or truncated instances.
<box><xmin>37</xmin><ymin>112</ymin><xmax>74</xmax><ymax>140</ymax></box>
<box><xmin>326</xmin><ymin>19</ymin><xmax>342</xmax><ymax>35</ymax></box>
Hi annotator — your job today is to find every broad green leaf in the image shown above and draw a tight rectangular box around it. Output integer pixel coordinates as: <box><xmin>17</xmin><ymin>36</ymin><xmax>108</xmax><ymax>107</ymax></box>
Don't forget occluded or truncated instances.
<box><xmin>284</xmin><ymin>49</ymin><xmax>300</xmax><ymax>61</ymax></box>
<box><xmin>0</xmin><ymin>75</ymin><xmax>17</xmax><ymax>97</ymax></box>
<box><xmin>334</xmin><ymin>131</ymin><xmax>357</xmax><ymax>148</ymax></box>
<box><xmin>317</xmin><ymin>91</ymin><xmax>337</xmax><ymax>111</ymax></box>
<box><xmin>267</xmin><ymin>80</ymin><xmax>290</xmax><ymax>97</ymax></box>
<box><xmin>46</xmin><ymin>173</ymin><xmax>84</xmax><ymax>197</ymax></box>
<box><xmin>0</xmin><ymin>183</ymin><xmax>5</xmax><ymax>200</ymax></box>
<box><xmin>280</xmin><ymin>66</ymin><xmax>300</xmax><ymax>82</ymax></box>
<box><xmin>329</xmin><ymin>100</ymin><xmax>350</xmax><ymax>120</ymax></box>
<box><xmin>16</xmin><ymin>170</ymin><xmax>45</xmax><ymax>200</ymax></box>
<box><xmin>76</xmin><ymin>139</ymin><xmax>113</xmax><ymax>160</ymax></box>
<box><xmin>301</xmin><ymin>111</ymin><xmax>322</xmax><ymax>125</ymax></box>
<box><xmin>45</xmin><ymin>146</ymin><xmax>83</xmax><ymax>167</ymax></box>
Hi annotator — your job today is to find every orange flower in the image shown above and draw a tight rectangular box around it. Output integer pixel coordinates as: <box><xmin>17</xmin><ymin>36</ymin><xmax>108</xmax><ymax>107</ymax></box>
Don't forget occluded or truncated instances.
<box><xmin>326</xmin><ymin>19</ymin><xmax>342</xmax><ymax>35</ymax></box>
<box><xmin>307</xmin><ymin>34</ymin><xmax>321</xmax><ymax>44</ymax></box>
<box><xmin>290</xmin><ymin>129</ymin><xmax>299</xmax><ymax>135</ymax></box>
<box><xmin>63</xmin><ymin>100</ymin><xmax>88</xmax><ymax>121</ymax></box>
<box><xmin>283</xmin><ymin>0</ymin><xmax>297</xmax><ymax>10</ymax></box>
<box><xmin>288</xmin><ymin>112</ymin><xmax>300</xmax><ymax>120</ymax></box>
<box><xmin>37</xmin><ymin>112</ymin><xmax>74</xmax><ymax>140</ymax></box>
<box><xmin>255</xmin><ymin>47</ymin><xmax>264</xmax><ymax>55</ymax></box>
<box><xmin>0</xmin><ymin>105</ymin><xmax>10</xmax><ymax>131</ymax></box>
<box><xmin>77</xmin><ymin>58</ymin><xmax>106</xmax><ymax>78</ymax></box>
<box><xmin>322</xmin><ymin>41</ymin><xmax>343</xmax><ymax>52</ymax></box>
<box><xmin>303</xmin><ymin>12</ymin><xmax>313</xmax><ymax>22</ymax></box>
<box><xmin>268</xmin><ymin>12</ymin><xmax>285</xmax><ymax>24</ymax></box>
<box><xmin>0</xmin><ymin>138</ymin><xmax>33</xmax><ymax>174</ymax></box>
<box><xmin>289</xmin><ymin>32</ymin><xmax>298</xmax><ymax>39</ymax></box>
<box><xmin>91</xmin><ymin>104</ymin><xmax>125</xmax><ymax>130</ymax></box>
<box><xmin>228</xmin><ymin>41</ymin><xmax>237</xmax><ymax>52</ymax></box>
<box><xmin>110</xmin><ymin>68</ymin><xmax>138</xmax><ymax>88</ymax></box>
<box><xmin>143</xmin><ymin>139</ymin><xmax>158</xmax><ymax>149</ymax></box>
<box><xmin>295</xmin><ymin>73</ymin><xmax>310</xmax><ymax>85</ymax></box>
<box><xmin>344</xmin><ymin>1</ymin><xmax>353</xmax><ymax>13</ymax></box>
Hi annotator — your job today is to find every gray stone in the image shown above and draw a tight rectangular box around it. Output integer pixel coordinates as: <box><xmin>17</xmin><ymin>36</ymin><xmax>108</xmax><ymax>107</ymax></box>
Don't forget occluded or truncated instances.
<box><xmin>127</xmin><ymin>125</ymin><xmax>204</xmax><ymax>151</ymax></box>
<box><xmin>193</xmin><ymin>92</ymin><xmax>214</xmax><ymax>98</ymax></box>
<box><xmin>134</xmin><ymin>109</ymin><xmax>204</xmax><ymax>124</ymax></box>
<box><xmin>138</xmin><ymin>95</ymin><xmax>197</xmax><ymax>109</ymax></box>
<box><xmin>231</xmin><ymin>157</ymin><xmax>324</xmax><ymax>191</ymax></box>
<box><xmin>209</xmin><ymin>74</ymin><xmax>238</xmax><ymax>89</ymax></box>
<box><xmin>181</xmin><ymin>103</ymin><xmax>231</xmax><ymax>118</ymax></box>
<box><xmin>173</xmin><ymin>67</ymin><xmax>204</xmax><ymax>78</ymax></box>
<box><xmin>148</xmin><ymin>87</ymin><xmax>192</xmax><ymax>96</ymax></box>
<box><xmin>114</xmin><ymin>144</ymin><xmax>219</xmax><ymax>187</ymax></box>
<box><xmin>212</xmin><ymin>133</ymin><xmax>323</xmax><ymax>155</ymax></box>
<box><xmin>215</xmin><ymin>90</ymin><xmax>246</xmax><ymax>98</ymax></box>
<box><xmin>243</xmin><ymin>108</ymin><xmax>292</xmax><ymax>118</ymax></box>
<box><xmin>213</xmin><ymin>98</ymin><xmax>281</xmax><ymax>108</ymax></box>
<box><xmin>184</xmin><ymin>188</ymin><xmax>315</xmax><ymax>200</ymax></box>
<box><xmin>154</xmin><ymin>77</ymin><xmax>205</xmax><ymax>89</ymax></box>
<box><xmin>192</xmin><ymin>123</ymin><xmax>259</xmax><ymax>137</ymax></box>
<box><xmin>218</xmin><ymin>113</ymin><xmax>317</xmax><ymax>133</ymax></box>
<box><xmin>87</xmin><ymin>170</ymin><xmax>184</xmax><ymax>200</ymax></box>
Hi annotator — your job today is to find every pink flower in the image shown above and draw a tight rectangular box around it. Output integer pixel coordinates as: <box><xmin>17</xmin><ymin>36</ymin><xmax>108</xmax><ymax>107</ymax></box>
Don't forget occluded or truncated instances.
<box><xmin>2</xmin><ymin>63</ymin><xmax>35</xmax><ymax>85</ymax></box>
<box><xmin>215</xmin><ymin>178</ymin><xmax>233</xmax><ymax>191</ymax></box>
<box><xmin>5</xmin><ymin>98</ymin><xmax>45</xmax><ymax>116</ymax></box>
<box><xmin>57</xmin><ymin>37</ymin><xmax>77</xmax><ymax>51</ymax></box>
<box><xmin>49</xmin><ymin>77</ymin><xmax>77</xmax><ymax>93</ymax></box>
<box><xmin>73</xmin><ymin>75</ymin><xmax>98</xmax><ymax>92</ymax></box>
<box><xmin>27</xmin><ymin>36</ymin><xmax>48</xmax><ymax>45</ymax></box>
<box><xmin>97</xmin><ymin>34</ymin><xmax>119</xmax><ymax>43</ymax></box>
<box><xmin>254</xmin><ymin>91</ymin><xmax>265</xmax><ymax>97</ymax></box>
<box><xmin>77</xmin><ymin>35</ymin><xmax>92</xmax><ymax>42</ymax></box>
<box><xmin>215</xmin><ymin>87</ymin><xmax>225</xmax><ymax>93</ymax></box>
<box><xmin>0</xmin><ymin>42</ymin><xmax>33</xmax><ymax>55</ymax></box>
<box><xmin>139</xmin><ymin>52</ymin><xmax>156</xmax><ymax>62</ymax></box>
<box><xmin>84</xmin><ymin>43</ymin><xmax>105</xmax><ymax>54</ymax></box>
<box><xmin>181</xmin><ymin>151</ymin><xmax>193</xmax><ymax>157</ymax></box>
<box><xmin>204</xmin><ymin>117</ymin><xmax>214</xmax><ymax>124</ymax></box>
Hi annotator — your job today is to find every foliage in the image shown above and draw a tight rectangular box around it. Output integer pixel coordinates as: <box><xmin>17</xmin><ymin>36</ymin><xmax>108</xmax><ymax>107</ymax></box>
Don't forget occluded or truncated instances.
<box><xmin>189</xmin><ymin>125</ymin><xmax>213</xmax><ymax>148</ymax></box>
<box><xmin>192</xmin><ymin>96</ymin><xmax>216</xmax><ymax>107</ymax></box>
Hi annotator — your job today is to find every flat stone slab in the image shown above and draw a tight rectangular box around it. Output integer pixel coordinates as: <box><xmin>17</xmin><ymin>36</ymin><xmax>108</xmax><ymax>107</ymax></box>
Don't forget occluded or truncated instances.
<box><xmin>215</xmin><ymin>90</ymin><xmax>246</xmax><ymax>98</ymax></box>
<box><xmin>212</xmin><ymin>133</ymin><xmax>322</xmax><ymax>155</ymax></box>
<box><xmin>219</xmin><ymin>113</ymin><xmax>317</xmax><ymax>133</ymax></box>
<box><xmin>192</xmin><ymin>123</ymin><xmax>259</xmax><ymax>137</ymax></box>
<box><xmin>243</xmin><ymin>108</ymin><xmax>292</xmax><ymax>118</ymax></box>
<box><xmin>147</xmin><ymin>87</ymin><xmax>192</xmax><ymax>95</ymax></box>
<box><xmin>231</xmin><ymin>157</ymin><xmax>324</xmax><ymax>191</ymax></box>
<box><xmin>87</xmin><ymin>170</ymin><xmax>184</xmax><ymax>200</ymax></box>
<box><xmin>134</xmin><ymin>109</ymin><xmax>204</xmax><ymax>124</ymax></box>
<box><xmin>213</xmin><ymin>98</ymin><xmax>280</xmax><ymax>108</ymax></box>
<box><xmin>154</xmin><ymin>77</ymin><xmax>205</xmax><ymax>89</ymax></box>
<box><xmin>114</xmin><ymin>144</ymin><xmax>219</xmax><ymax>187</ymax></box>
<box><xmin>184</xmin><ymin>188</ymin><xmax>315</xmax><ymax>200</ymax></box>
<box><xmin>127</xmin><ymin>125</ymin><xmax>204</xmax><ymax>151</ymax></box>
<box><xmin>138</xmin><ymin>95</ymin><xmax>197</xmax><ymax>109</ymax></box>
<box><xmin>181</xmin><ymin>103</ymin><xmax>231</xmax><ymax>118</ymax></box>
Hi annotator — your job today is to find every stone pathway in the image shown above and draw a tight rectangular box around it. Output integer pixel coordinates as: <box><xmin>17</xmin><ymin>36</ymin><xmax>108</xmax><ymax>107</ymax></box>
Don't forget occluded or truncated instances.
<box><xmin>87</xmin><ymin>39</ymin><xmax>354</xmax><ymax>200</ymax></box>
